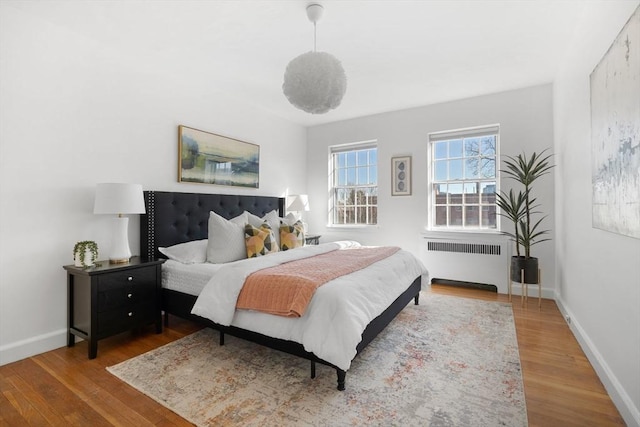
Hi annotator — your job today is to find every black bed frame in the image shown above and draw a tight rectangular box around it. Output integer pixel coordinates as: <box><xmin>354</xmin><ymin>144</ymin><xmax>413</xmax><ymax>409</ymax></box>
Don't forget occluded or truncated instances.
<box><xmin>140</xmin><ymin>190</ymin><xmax>420</xmax><ymax>390</ymax></box>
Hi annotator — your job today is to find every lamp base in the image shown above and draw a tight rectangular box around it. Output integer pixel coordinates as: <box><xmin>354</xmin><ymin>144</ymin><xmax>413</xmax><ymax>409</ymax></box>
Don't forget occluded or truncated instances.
<box><xmin>108</xmin><ymin>216</ymin><xmax>132</xmax><ymax>264</ymax></box>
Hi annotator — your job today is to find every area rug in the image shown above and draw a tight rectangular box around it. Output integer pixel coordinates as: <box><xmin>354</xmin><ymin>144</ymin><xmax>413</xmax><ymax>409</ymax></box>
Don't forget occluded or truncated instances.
<box><xmin>107</xmin><ymin>293</ymin><xmax>527</xmax><ymax>426</ymax></box>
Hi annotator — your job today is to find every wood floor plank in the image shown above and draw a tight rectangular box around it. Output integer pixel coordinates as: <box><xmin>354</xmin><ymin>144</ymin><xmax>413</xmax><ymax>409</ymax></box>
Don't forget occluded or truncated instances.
<box><xmin>0</xmin><ymin>286</ymin><xmax>625</xmax><ymax>426</ymax></box>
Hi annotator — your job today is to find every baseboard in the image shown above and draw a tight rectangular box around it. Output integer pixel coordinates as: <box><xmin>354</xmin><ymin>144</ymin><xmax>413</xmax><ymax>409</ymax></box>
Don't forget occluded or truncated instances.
<box><xmin>555</xmin><ymin>292</ymin><xmax>640</xmax><ymax>427</ymax></box>
<box><xmin>0</xmin><ymin>328</ymin><xmax>67</xmax><ymax>366</ymax></box>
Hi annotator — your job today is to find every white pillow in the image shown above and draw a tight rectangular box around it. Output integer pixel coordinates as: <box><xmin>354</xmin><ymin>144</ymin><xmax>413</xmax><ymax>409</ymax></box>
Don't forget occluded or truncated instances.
<box><xmin>206</xmin><ymin>211</ymin><xmax>248</xmax><ymax>263</ymax></box>
<box><xmin>246</xmin><ymin>210</ymin><xmax>282</xmax><ymax>247</ymax></box>
<box><xmin>159</xmin><ymin>239</ymin><xmax>208</xmax><ymax>264</ymax></box>
<box><xmin>280</xmin><ymin>212</ymin><xmax>298</xmax><ymax>226</ymax></box>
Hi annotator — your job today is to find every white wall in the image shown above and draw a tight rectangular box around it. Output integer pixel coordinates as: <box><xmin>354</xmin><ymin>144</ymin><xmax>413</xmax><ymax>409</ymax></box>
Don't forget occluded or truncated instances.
<box><xmin>307</xmin><ymin>84</ymin><xmax>556</xmax><ymax>294</ymax></box>
<box><xmin>553</xmin><ymin>2</ymin><xmax>640</xmax><ymax>426</ymax></box>
<box><xmin>0</xmin><ymin>4</ymin><xmax>307</xmax><ymax>365</ymax></box>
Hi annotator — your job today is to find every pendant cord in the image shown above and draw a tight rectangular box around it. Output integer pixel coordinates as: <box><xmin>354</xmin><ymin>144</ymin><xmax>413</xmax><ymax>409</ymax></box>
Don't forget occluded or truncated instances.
<box><xmin>313</xmin><ymin>22</ymin><xmax>317</xmax><ymax>52</ymax></box>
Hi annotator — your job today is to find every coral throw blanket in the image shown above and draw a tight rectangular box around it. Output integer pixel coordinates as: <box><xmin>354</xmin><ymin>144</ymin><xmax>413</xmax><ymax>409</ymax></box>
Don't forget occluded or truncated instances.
<box><xmin>236</xmin><ymin>246</ymin><xmax>401</xmax><ymax>317</ymax></box>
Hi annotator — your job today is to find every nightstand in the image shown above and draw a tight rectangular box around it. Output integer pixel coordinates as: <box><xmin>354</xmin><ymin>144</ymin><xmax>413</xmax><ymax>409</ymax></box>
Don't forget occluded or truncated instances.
<box><xmin>64</xmin><ymin>257</ymin><xmax>164</xmax><ymax>359</ymax></box>
<box><xmin>305</xmin><ymin>234</ymin><xmax>321</xmax><ymax>245</ymax></box>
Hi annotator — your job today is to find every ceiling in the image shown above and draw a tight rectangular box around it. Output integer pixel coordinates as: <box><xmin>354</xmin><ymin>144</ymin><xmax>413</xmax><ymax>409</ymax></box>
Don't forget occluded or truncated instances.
<box><xmin>8</xmin><ymin>0</ymin><xmax>586</xmax><ymax>127</ymax></box>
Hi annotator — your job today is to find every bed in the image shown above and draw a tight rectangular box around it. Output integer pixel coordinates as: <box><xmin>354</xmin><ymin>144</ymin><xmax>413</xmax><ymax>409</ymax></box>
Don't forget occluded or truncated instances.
<box><xmin>140</xmin><ymin>190</ymin><xmax>426</xmax><ymax>390</ymax></box>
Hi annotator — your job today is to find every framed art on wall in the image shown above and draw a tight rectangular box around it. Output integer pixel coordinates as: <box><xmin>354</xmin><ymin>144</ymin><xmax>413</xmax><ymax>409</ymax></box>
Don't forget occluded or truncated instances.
<box><xmin>590</xmin><ymin>6</ymin><xmax>639</xmax><ymax>239</ymax></box>
<box><xmin>178</xmin><ymin>125</ymin><xmax>259</xmax><ymax>188</ymax></box>
<box><xmin>391</xmin><ymin>156</ymin><xmax>411</xmax><ymax>196</ymax></box>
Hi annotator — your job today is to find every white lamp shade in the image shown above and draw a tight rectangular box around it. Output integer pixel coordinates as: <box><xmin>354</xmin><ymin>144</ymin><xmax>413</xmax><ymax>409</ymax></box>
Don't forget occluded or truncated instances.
<box><xmin>287</xmin><ymin>194</ymin><xmax>310</xmax><ymax>212</ymax></box>
<box><xmin>94</xmin><ymin>183</ymin><xmax>145</xmax><ymax>215</ymax></box>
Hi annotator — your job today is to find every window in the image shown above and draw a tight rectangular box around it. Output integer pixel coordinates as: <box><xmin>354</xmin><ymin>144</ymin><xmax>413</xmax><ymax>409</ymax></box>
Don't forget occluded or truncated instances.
<box><xmin>429</xmin><ymin>126</ymin><xmax>499</xmax><ymax>230</ymax></box>
<box><xmin>330</xmin><ymin>143</ymin><xmax>377</xmax><ymax>225</ymax></box>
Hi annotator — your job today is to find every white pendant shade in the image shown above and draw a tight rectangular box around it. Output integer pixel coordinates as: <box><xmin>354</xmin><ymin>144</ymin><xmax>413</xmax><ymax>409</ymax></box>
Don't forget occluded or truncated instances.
<box><xmin>283</xmin><ymin>51</ymin><xmax>347</xmax><ymax>114</ymax></box>
<box><xmin>283</xmin><ymin>3</ymin><xmax>347</xmax><ymax>115</ymax></box>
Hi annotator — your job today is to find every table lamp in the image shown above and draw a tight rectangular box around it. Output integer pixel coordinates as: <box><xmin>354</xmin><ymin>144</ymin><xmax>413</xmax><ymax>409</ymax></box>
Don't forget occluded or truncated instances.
<box><xmin>287</xmin><ymin>194</ymin><xmax>310</xmax><ymax>232</ymax></box>
<box><xmin>93</xmin><ymin>183</ymin><xmax>145</xmax><ymax>264</ymax></box>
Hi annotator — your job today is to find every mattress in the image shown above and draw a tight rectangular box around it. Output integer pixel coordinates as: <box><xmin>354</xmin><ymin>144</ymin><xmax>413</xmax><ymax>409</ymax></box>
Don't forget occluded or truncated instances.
<box><xmin>162</xmin><ymin>260</ymin><xmax>221</xmax><ymax>296</ymax></box>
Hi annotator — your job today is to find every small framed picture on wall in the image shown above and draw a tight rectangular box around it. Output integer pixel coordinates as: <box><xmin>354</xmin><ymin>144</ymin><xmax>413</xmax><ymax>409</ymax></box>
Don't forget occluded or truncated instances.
<box><xmin>391</xmin><ymin>156</ymin><xmax>411</xmax><ymax>196</ymax></box>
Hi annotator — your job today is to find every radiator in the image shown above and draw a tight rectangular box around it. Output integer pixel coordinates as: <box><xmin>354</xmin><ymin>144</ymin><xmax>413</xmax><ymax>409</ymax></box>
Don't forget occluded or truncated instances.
<box><xmin>420</xmin><ymin>231</ymin><xmax>511</xmax><ymax>294</ymax></box>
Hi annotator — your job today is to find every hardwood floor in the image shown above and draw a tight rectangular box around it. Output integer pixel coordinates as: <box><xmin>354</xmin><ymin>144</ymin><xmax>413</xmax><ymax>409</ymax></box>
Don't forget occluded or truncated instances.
<box><xmin>0</xmin><ymin>285</ymin><xmax>625</xmax><ymax>426</ymax></box>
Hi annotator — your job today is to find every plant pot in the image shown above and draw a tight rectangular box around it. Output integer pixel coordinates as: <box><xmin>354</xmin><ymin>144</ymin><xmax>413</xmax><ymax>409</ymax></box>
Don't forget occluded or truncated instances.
<box><xmin>74</xmin><ymin>249</ymin><xmax>95</xmax><ymax>267</ymax></box>
<box><xmin>510</xmin><ymin>256</ymin><xmax>539</xmax><ymax>284</ymax></box>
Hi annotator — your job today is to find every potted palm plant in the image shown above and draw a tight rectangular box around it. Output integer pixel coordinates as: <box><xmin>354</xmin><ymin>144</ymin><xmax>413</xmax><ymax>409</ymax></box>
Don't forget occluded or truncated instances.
<box><xmin>496</xmin><ymin>150</ymin><xmax>554</xmax><ymax>284</ymax></box>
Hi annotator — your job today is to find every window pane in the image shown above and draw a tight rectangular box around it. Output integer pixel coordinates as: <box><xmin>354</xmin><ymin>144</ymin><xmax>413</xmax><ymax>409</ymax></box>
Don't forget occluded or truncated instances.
<box><xmin>368</xmin><ymin>207</ymin><xmax>377</xmax><ymax>224</ymax></box>
<box><xmin>357</xmin><ymin>150</ymin><xmax>368</xmax><ymax>166</ymax></box>
<box><xmin>464</xmin><ymin>158</ymin><xmax>479</xmax><ymax>179</ymax></box>
<box><xmin>464</xmin><ymin>183</ymin><xmax>478</xmax><ymax>204</ymax></box>
<box><xmin>435</xmin><ymin>160</ymin><xmax>447</xmax><ymax>181</ymax></box>
<box><xmin>434</xmin><ymin>184</ymin><xmax>447</xmax><ymax>204</ymax></box>
<box><xmin>449</xmin><ymin>206</ymin><xmax>463</xmax><ymax>226</ymax></box>
<box><xmin>450</xmin><ymin>159</ymin><xmax>463</xmax><ymax>180</ymax></box>
<box><xmin>481</xmin><ymin>136</ymin><xmax>496</xmax><ymax>155</ymax></box>
<box><xmin>481</xmin><ymin>205</ymin><xmax>497</xmax><ymax>228</ymax></box>
<box><xmin>337</xmin><ymin>153</ymin><xmax>346</xmax><ymax>168</ymax></box>
<box><xmin>434</xmin><ymin>142</ymin><xmax>448</xmax><ymax>159</ymax></box>
<box><xmin>465</xmin><ymin>206</ymin><xmax>479</xmax><ymax>226</ymax></box>
<box><xmin>449</xmin><ymin>183</ymin><xmax>463</xmax><ymax>204</ymax></box>
<box><xmin>480</xmin><ymin>157</ymin><xmax>496</xmax><ymax>178</ymax></box>
<box><xmin>449</xmin><ymin>139</ymin><xmax>463</xmax><ymax>158</ymax></box>
<box><xmin>481</xmin><ymin>182</ymin><xmax>496</xmax><ymax>204</ymax></box>
<box><xmin>435</xmin><ymin>206</ymin><xmax>447</xmax><ymax>226</ymax></box>
<box><xmin>369</xmin><ymin>166</ymin><xmax>377</xmax><ymax>184</ymax></box>
<box><xmin>369</xmin><ymin>149</ymin><xmax>377</xmax><ymax>165</ymax></box>
<box><xmin>347</xmin><ymin>168</ymin><xmax>356</xmax><ymax>185</ymax></box>
<box><xmin>337</xmin><ymin>168</ymin><xmax>346</xmax><ymax>186</ymax></box>
<box><xmin>346</xmin><ymin>152</ymin><xmax>356</xmax><ymax>167</ymax></box>
<box><xmin>357</xmin><ymin>167</ymin><xmax>368</xmax><ymax>184</ymax></box>
<box><xmin>464</xmin><ymin>137</ymin><xmax>480</xmax><ymax>157</ymax></box>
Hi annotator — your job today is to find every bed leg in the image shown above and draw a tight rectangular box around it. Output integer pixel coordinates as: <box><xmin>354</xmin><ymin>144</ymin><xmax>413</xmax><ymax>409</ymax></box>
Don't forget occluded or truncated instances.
<box><xmin>310</xmin><ymin>360</ymin><xmax>316</xmax><ymax>379</ymax></box>
<box><xmin>163</xmin><ymin>311</ymin><xmax>169</xmax><ymax>327</ymax></box>
<box><xmin>414</xmin><ymin>293</ymin><xmax>420</xmax><ymax>305</ymax></box>
<box><xmin>336</xmin><ymin>369</ymin><xmax>346</xmax><ymax>391</ymax></box>
<box><xmin>219</xmin><ymin>331</ymin><xmax>225</xmax><ymax>346</ymax></box>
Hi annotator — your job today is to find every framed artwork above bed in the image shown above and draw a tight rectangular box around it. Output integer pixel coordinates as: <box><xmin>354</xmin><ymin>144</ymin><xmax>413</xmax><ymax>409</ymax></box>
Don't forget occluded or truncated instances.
<box><xmin>178</xmin><ymin>125</ymin><xmax>260</xmax><ymax>188</ymax></box>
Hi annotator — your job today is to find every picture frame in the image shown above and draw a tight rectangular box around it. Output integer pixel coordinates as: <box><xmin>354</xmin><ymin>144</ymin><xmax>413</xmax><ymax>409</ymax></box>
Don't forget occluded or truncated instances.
<box><xmin>391</xmin><ymin>156</ymin><xmax>412</xmax><ymax>196</ymax></box>
<box><xmin>178</xmin><ymin>125</ymin><xmax>259</xmax><ymax>188</ymax></box>
<box><xmin>590</xmin><ymin>7</ymin><xmax>639</xmax><ymax>239</ymax></box>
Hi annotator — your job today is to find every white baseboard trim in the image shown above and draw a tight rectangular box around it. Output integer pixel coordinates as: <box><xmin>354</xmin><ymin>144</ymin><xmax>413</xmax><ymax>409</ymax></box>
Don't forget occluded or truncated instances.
<box><xmin>0</xmin><ymin>328</ymin><xmax>67</xmax><ymax>366</ymax></box>
<box><xmin>555</xmin><ymin>292</ymin><xmax>640</xmax><ymax>427</ymax></box>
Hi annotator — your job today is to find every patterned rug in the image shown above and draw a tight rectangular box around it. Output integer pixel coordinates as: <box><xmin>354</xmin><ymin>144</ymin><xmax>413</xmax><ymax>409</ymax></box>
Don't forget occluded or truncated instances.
<box><xmin>107</xmin><ymin>293</ymin><xmax>527</xmax><ymax>426</ymax></box>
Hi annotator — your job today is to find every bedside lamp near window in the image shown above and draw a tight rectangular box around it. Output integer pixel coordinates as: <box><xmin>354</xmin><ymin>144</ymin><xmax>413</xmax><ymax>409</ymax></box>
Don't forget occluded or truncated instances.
<box><xmin>93</xmin><ymin>183</ymin><xmax>145</xmax><ymax>264</ymax></box>
<box><xmin>287</xmin><ymin>194</ymin><xmax>310</xmax><ymax>233</ymax></box>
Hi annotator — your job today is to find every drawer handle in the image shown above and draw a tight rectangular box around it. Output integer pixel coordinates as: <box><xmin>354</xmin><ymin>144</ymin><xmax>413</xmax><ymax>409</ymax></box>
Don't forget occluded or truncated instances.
<box><xmin>128</xmin><ymin>312</ymin><xmax>134</xmax><ymax>317</ymax></box>
<box><xmin>127</xmin><ymin>293</ymin><xmax>133</xmax><ymax>298</ymax></box>
<box><xmin>127</xmin><ymin>276</ymin><xmax>133</xmax><ymax>282</ymax></box>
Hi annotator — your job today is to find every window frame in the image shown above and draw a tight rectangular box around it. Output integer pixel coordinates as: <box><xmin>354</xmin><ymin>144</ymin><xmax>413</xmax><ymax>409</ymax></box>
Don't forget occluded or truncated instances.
<box><xmin>427</xmin><ymin>125</ymin><xmax>501</xmax><ymax>231</ymax></box>
<box><xmin>328</xmin><ymin>141</ymin><xmax>378</xmax><ymax>227</ymax></box>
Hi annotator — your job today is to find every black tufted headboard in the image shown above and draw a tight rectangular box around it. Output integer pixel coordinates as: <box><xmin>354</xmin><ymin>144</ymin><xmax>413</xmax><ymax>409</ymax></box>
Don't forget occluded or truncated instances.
<box><xmin>140</xmin><ymin>191</ymin><xmax>285</xmax><ymax>260</ymax></box>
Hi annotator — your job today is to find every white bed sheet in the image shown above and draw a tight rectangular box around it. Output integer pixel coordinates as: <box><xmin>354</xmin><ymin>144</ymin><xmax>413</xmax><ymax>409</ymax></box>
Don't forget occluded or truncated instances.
<box><xmin>188</xmin><ymin>241</ymin><xmax>429</xmax><ymax>371</ymax></box>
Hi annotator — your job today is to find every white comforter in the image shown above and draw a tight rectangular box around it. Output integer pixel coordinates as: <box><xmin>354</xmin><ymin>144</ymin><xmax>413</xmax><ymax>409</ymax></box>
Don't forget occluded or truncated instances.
<box><xmin>191</xmin><ymin>241</ymin><xmax>429</xmax><ymax>370</ymax></box>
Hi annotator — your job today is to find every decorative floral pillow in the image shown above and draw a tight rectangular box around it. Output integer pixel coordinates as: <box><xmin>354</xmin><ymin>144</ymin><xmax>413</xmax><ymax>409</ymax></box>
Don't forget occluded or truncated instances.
<box><xmin>245</xmin><ymin>222</ymin><xmax>279</xmax><ymax>258</ymax></box>
<box><xmin>280</xmin><ymin>220</ymin><xmax>305</xmax><ymax>251</ymax></box>
<box><xmin>246</xmin><ymin>210</ymin><xmax>281</xmax><ymax>247</ymax></box>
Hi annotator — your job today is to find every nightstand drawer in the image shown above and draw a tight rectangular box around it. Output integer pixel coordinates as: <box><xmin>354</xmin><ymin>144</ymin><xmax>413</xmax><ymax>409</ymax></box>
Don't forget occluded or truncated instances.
<box><xmin>98</xmin><ymin>282</ymin><xmax>156</xmax><ymax>312</ymax></box>
<box><xmin>98</xmin><ymin>266</ymin><xmax>156</xmax><ymax>290</ymax></box>
<box><xmin>97</xmin><ymin>267</ymin><xmax>157</xmax><ymax>312</ymax></box>
<box><xmin>98</xmin><ymin>301</ymin><xmax>157</xmax><ymax>336</ymax></box>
